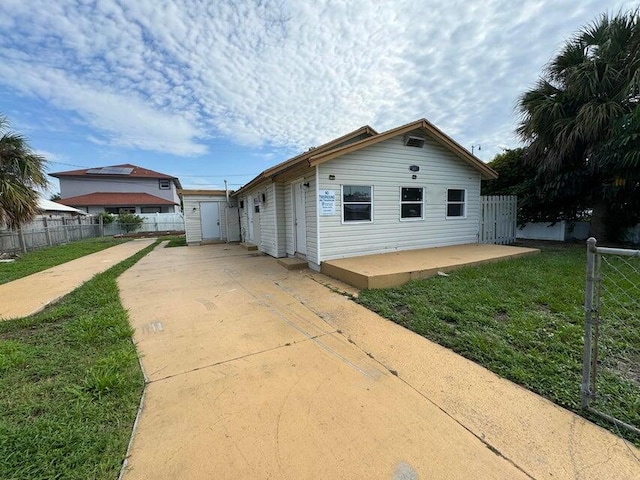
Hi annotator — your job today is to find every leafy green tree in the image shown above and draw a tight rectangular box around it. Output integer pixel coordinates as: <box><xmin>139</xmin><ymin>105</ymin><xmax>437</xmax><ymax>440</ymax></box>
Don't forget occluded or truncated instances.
<box><xmin>517</xmin><ymin>11</ymin><xmax>640</xmax><ymax>240</ymax></box>
<box><xmin>0</xmin><ymin>116</ymin><xmax>48</xmax><ymax>228</ymax></box>
<box><xmin>96</xmin><ymin>212</ymin><xmax>114</xmax><ymax>225</ymax></box>
<box><xmin>116</xmin><ymin>212</ymin><xmax>143</xmax><ymax>233</ymax></box>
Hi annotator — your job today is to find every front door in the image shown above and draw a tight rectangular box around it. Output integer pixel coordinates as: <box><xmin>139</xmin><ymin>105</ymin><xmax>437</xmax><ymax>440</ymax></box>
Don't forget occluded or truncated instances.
<box><xmin>293</xmin><ymin>181</ymin><xmax>307</xmax><ymax>255</ymax></box>
<box><xmin>200</xmin><ymin>202</ymin><xmax>220</xmax><ymax>240</ymax></box>
<box><xmin>247</xmin><ymin>195</ymin><xmax>254</xmax><ymax>242</ymax></box>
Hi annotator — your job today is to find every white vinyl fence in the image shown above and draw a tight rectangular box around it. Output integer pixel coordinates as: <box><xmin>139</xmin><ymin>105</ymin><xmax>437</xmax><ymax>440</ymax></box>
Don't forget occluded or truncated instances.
<box><xmin>103</xmin><ymin>212</ymin><xmax>185</xmax><ymax>236</ymax></box>
<box><xmin>479</xmin><ymin>195</ymin><xmax>517</xmax><ymax>245</ymax></box>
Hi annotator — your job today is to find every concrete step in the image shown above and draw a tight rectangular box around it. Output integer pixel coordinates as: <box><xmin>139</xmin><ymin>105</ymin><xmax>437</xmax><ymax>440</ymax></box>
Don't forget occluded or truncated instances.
<box><xmin>277</xmin><ymin>257</ymin><xmax>308</xmax><ymax>270</ymax></box>
<box><xmin>239</xmin><ymin>243</ymin><xmax>258</xmax><ymax>251</ymax></box>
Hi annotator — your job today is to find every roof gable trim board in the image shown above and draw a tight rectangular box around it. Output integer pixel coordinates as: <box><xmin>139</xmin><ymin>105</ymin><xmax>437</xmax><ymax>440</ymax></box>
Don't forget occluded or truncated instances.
<box><xmin>307</xmin><ymin>119</ymin><xmax>498</xmax><ymax>180</ymax></box>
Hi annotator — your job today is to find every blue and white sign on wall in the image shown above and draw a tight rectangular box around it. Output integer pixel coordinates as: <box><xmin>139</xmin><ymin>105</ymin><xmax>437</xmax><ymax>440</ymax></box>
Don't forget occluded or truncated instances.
<box><xmin>319</xmin><ymin>190</ymin><xmax>336</xmax><ymax>216</ymax></box>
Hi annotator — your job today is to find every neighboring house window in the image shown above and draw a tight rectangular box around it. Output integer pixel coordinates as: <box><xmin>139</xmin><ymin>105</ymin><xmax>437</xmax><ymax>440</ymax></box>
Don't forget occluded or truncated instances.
<box><xmin>446</xmin><ymin>189</ymin><xmax>466</xmax><ymax>218</ymax></box>
<box><xmin>342</xmin><ymin>185</ymin><xmax>372</xmax><ymax>222</ymax></box>
<box><xmin>159</xmin><ymin>179</ymin><xmax>171</xmax><ymax>190</ymax></box>
<box><xmin>400</xmin><ymin>187</ymin><xmax>424</xmax><ymax>220</ymax></box>
<box><xmin>106</xmin><ymin>207</ymin><xmax>136</xmax><ymax>214</ymax></box>
<box><xmin>141</xmin><ymin>207</ymin><xmax>162</xmax><ymax>213</ymax></box>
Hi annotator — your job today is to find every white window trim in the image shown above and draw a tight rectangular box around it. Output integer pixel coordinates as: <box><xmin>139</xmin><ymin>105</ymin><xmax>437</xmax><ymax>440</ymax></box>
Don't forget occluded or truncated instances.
<box><xmin>446</xmin><ymin>188</ymin><xmax>467</xmax><ymax>219</ymax></box>
<box><xmin>399</xmin><ymin>186</ymin><xmax>425</xmax><ymax>222</ymax></box>
<box><xmin>341</xmin><ymin>184</ymin><xmax>373</xmax><ymax>224</ymax></box>
<box><xmin>159</xmin><ymin>179</ymin><xmax>171</xmax><ymax>190</ymax></box>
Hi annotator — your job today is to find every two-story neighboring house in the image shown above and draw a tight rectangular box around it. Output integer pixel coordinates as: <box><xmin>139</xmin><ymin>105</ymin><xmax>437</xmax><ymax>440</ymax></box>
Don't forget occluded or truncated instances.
<box><xmin>51</xmin><ymin>164</ymin><xmax>182</xmax><ymax>214</ymax></box>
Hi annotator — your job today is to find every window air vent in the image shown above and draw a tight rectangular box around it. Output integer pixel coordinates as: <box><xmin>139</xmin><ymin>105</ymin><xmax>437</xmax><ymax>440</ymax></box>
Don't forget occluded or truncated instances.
<box><xmin>404</xmin><ymin>135</ymin><xmax>426</xmax><ymax>148</ymax></box>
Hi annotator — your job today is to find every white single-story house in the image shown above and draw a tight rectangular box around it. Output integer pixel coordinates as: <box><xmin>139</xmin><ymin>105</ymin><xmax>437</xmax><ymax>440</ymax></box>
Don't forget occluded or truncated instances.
<box><xmin>180</xmin><ymin>189</ymin><xmax>240</xmax><ymax>245</ymax></box>
<box><xmin>232</xmin><ymin>118</ymin><xmax>498</xmax><ymax>271</ymax></box>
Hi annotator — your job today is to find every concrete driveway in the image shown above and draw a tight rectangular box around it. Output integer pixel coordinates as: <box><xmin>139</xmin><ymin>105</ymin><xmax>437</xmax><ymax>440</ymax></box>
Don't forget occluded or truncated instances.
<box><xmin>118</xmin><ymin>243</ymin><xmax>639</xmax><ymax>480</ymax></box>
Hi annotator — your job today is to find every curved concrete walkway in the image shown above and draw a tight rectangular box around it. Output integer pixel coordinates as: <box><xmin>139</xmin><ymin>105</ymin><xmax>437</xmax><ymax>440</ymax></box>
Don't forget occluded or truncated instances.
<box><xmin>118</xmin><ymin>243</ymin><xmax>639</xmax><ymax>480</ymax></box>
<box><xmin>0</xmin><ymin>239</ymin><xmax>155</xmax><ymax>320</ymax></box>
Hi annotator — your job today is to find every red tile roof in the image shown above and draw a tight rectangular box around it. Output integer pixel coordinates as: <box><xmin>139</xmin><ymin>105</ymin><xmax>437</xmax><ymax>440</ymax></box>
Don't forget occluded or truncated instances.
<box><xmin>59</xmin><ymin>192</ymin><xmax>177</xmax><ymax>206</ymax></box>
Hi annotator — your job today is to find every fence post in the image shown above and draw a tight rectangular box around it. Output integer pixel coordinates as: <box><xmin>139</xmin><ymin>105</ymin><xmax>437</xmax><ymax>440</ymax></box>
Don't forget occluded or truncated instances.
<box><xmin>18</xmin><ymin>228</ymin><xmax>27</xmax><ymax>253</ymax></box>
<box><xmin>43</xmin><ymin>217</ymin><xmax>52</xmax><ymax>246</ymax></box>
<box><xmin>581</xmin><ymin>237</ymin><xmax>597</xmax><ymax>408</ymax></box>
<box><xmin>78</xmin><ymin>217</ymin><xmax>84</xmax><ymax>239</ymax></box>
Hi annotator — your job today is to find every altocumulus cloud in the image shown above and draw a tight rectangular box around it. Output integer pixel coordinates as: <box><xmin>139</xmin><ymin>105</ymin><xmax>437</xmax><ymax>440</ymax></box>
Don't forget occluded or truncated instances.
<box><xmin>0</xmin><ymin>0</ymin><xmax>629</xmax><ymax>158</ymax></box>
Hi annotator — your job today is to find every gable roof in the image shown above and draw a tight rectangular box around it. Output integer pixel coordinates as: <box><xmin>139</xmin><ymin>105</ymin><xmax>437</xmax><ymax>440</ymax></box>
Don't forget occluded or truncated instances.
<box><xmin>59</xmin><ymin>192</ymin><xmax>177</xmax><ymax>207</ymax></box>
<box><xmin>234</xmin><ymin>120</ymin><xmax>497</xmax><ymax>195</ymax></box>
<box><xmin>50</xmin><ymin>163</ymin><xmax>183</xmax><ymax>188</ymax></box>
<box><xmin>309</xmin><ymin>118</ymin><xmax>498</xmax><ymax>180</ymax></box>
<box><xmin>233</xmin><ymin>125</ymin><xmax>378</xmax><ymax>196</ymax></box>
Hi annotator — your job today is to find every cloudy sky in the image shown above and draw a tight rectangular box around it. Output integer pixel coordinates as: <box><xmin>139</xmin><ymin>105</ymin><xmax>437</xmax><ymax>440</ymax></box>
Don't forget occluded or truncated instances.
<box><xmin>0</xmin><ymin>0</ymin><xmax>633</xmax><ymax>194</ymax></box>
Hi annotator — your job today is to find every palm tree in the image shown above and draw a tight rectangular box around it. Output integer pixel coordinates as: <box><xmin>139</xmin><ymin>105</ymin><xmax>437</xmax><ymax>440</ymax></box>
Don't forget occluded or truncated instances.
<box><xmin>517</xmin><ymin>11</ymin><xmax>640</xmax><ymax>240</ymax></box>
<box><xmin>0</xmin><ymin>116</ymin><xmax>49</xmax><ymax>228</ymax></box>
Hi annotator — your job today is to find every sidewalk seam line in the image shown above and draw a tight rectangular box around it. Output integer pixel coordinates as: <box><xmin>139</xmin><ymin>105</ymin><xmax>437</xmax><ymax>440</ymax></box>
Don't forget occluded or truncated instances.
<box><xmin>147</xmin><ymin>331</ymin><xmax>337</xmax><ymax>384</ymax></box>
<box><xmin>335</xmin><ymin>332</ymin><xmax>538</xmax><ymax>480</ymax></box>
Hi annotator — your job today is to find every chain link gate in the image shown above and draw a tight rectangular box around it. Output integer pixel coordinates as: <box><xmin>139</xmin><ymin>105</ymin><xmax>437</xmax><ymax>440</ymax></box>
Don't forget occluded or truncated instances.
<box><xmin>582</xmin><ymin>238</ymin><xmax>640</xmax><ymax>436</ymax></box>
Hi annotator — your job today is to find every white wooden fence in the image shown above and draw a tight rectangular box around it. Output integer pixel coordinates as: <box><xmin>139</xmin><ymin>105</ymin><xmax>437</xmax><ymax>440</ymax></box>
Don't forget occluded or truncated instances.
<box><xmin>480</xmin><ymin>195</ymin><xmax>517</xmax><ymax>245</ymax></box>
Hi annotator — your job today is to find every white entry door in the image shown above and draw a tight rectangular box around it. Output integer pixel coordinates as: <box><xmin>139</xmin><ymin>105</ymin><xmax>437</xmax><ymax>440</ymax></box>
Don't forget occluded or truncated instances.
<box><xmin>200</xmin><ymin>202</ymin><xmax>220</xmax><ymax>240</ymax></box>
<box><xmin>293</xmin><ymin>182</ymin><xmax>307</xmax><ymax>255</ymax></box>
<box><xmin>247</xmin><ymin>195</ymin><xmax>254</xmax><ymax>242</ymax></box>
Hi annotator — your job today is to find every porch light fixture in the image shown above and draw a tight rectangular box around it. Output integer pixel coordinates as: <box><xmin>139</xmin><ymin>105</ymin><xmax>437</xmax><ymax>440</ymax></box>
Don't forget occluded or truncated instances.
<box><xmin>409</xmin><ymin>165</ymin><xmax>419</xmax><ymax>172</ymax></box>
<box><xmin>329</xmin><ymin>175</ymin><xmax>335</xmax><ymax>180</ymax></box>
<box><xmin>303</xmin><ymin>182</ymin><xmax>310</xmax><ymax>188</ymax></box>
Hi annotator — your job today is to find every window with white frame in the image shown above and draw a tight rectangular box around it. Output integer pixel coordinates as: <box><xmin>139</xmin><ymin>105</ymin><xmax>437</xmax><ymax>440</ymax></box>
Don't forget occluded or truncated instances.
<box><xmin>400</xmin><ymin>187</ymin><xmax>424</xmax><ymax>220</ymax></box>
<box><xmin>159</xmin><ymin>179</ymin><xmax>171</xmax><ymax>190</ymax></box>
<box><xmin>342</xmin><ymin>185</ymin><xmax>372</xmax><ymax>222</ymax></box>
<box><xmin>446</xmin><ymin>189</ymin><xmax>466</xmax><ymax>217</ymax></box>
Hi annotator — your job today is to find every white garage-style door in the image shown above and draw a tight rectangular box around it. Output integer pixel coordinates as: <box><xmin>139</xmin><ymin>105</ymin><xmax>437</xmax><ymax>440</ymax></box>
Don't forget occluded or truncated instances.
<box><xmin>200</xmin><ymin>202</ymin><xmax>221</xmax><ymax>240</ymax></box>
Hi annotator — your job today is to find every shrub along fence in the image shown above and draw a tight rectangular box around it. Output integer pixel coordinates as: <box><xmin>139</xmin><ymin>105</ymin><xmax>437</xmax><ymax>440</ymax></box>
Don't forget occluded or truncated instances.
<box><xmin>0</xmin><ymin>213</ymin><xmax>185</xmax><ymax>254</ymax></box>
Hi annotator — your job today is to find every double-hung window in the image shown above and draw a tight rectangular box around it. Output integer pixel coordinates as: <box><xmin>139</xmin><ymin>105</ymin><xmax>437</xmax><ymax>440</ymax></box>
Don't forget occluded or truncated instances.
<box><xmin>400</xmin><ymin>187</ymin><xmax>424</xmax><ymax>220</ymax></box>
<box><xmin>342</xmin><ymin>185</ymin><xmax>372</xmax><ymax>222</ymax></box>
<box><xmin>446</xmin><ymin>189</ymin><xmax>466</xmax><ymax>218</ymax></box>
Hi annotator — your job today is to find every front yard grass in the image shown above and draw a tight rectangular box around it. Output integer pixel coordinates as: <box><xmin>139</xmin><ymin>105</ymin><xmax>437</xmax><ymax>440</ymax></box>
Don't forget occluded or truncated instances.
<box><xmin>0</xmin><ymin>237</ymin><xmax>130</xmax><ymax>285</ymax></box>
<box><xmin>0</xmin><ymin>241</ymin><xmax>156</xmax><ymax>479</ymax></box>
<box><xmin>356</xmin><ymin>243</ymin><xmax>640</xmax><ymax>445</ymax></box>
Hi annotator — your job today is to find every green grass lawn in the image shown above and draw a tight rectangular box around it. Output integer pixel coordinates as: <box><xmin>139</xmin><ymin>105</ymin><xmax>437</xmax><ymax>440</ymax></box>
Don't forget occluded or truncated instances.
<box><xmin>0</xmin><ymin>237</ymin><xmax>130</xmax><ymax>285</ymax></box>
<box><xmin>356</xmin><ymin>243</ymin><xmax>640</xmax><ymax>445</ymax></box>
<box><xmin>0</xmin><ymin>241</ymin><xmax>157</xmax><ymax>479</ymax></box>
<box><xmin>162</xmin><ymin>234</ymin><xmax>187</xmax><ymax>247</ymax></box>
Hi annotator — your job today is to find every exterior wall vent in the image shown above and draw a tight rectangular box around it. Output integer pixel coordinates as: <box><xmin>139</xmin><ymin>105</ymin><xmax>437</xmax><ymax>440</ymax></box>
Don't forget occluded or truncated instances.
<box><xmin>404</xmin><ymin>135</ymin><xmax>426</xmax><ymax>148</ymax></box>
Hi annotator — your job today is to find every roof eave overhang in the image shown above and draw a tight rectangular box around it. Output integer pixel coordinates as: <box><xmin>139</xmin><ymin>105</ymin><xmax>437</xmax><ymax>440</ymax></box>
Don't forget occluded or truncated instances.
<box><xmin>308</xmin><ymin>119</ymin><xmax>498</xmax><ymax>180</ymax></box>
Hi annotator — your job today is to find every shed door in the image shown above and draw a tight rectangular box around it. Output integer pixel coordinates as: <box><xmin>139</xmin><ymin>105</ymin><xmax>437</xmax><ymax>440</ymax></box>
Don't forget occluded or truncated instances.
<box><xmin>293</xmin><ymin>181</ymin><xmax>307</xmax><ymax>255</ymax></box>
<box><xmin>200</xmin><ymin>202</ymin><xmax>220</xmax><ymax>240</ymax></box>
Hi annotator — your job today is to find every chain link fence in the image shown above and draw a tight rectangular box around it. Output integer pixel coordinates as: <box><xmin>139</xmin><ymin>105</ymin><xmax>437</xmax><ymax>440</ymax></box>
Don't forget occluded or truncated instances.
<box><xmin>582</xmin><ymin>238</ymin><xmax>640</xmax><ymax>436</ymax></box>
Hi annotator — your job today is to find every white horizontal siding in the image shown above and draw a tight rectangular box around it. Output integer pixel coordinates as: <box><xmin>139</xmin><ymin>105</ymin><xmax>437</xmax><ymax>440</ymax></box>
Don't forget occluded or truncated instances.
<box><xmin>305</xmin><ymin>175</ymin><xmax>318</xmax><ymax>264</ymax></box>
<box><xmin>182</xmin><ymin>194</ymin><xmax>230</xmax><ymax>244</ymax></box>
<box><xmin>238</xmin><ymin>196</ymin><xmax>249</xmax><ymax>243</ymax></box>
<box><xmin>259</xmin><ymin>184</ymin><xmax>277</xmax><ymax>257</ymax></box>
<box><xmin>274</xmin><ymin>183</ymin><xmax>287</xmax><ymax>257</ymax></box>
<box><xmin>318</xmin><ymin>135</ymin><xmax>481</xmax><ymax>261</ymax></box>
<box><xmin>284</xmin><ymin>184</ymin><xmax>294</xmax><ymax>255</ymax></box>
<box><xmin>236</xmin><ymin>183</ymin><xmax>282</xmax><ymax>256</ymax></box>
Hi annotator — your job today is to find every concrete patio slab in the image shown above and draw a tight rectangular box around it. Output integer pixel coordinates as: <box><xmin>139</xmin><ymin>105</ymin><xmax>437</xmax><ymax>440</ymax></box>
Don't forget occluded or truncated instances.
<box><xmin>118</xmin><ymin>243</ymin><xmax>639</xmax><ymax>480</ymax></box>
<box><xmin>0</xmin><ymin>239</ymin><xmax>155</xmax><ymax>320</ymax></box>
<box><xmin>321</xmin><ymin>243</ymin><xmax>539</xmax><ymax>289</ymax></box>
